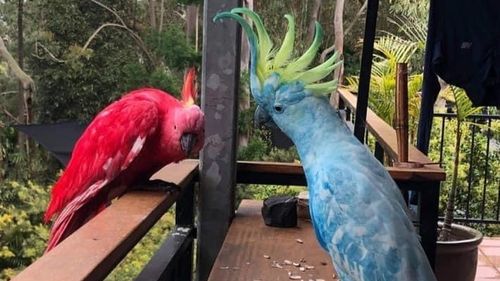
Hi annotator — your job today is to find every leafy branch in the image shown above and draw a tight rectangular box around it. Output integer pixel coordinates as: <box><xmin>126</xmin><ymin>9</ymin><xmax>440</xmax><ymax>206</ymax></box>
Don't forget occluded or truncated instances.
<box><xmin>80</xmin><ymin>0</ymin><xmax>155</xmax><ymax>69</ymax></box>
<box><xmin>0</xmin><ymin>36</ymin><xmax>35</xmax><ymax>94</ymax></box>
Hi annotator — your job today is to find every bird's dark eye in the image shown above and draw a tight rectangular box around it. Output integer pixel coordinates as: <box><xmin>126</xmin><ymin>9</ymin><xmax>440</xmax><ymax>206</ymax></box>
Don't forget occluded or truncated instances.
<box><xmin>274</xmin><ymin>105</ymin><xmax>283</xmax><ymax>113</ymax></box>
<box><xmin>174</xmin><ymin>125</ymin><xmax>177</xmax><ymax>130</ymax></box>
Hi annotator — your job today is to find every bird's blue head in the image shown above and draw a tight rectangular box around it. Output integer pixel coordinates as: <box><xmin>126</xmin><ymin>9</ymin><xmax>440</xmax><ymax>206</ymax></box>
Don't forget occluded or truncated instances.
<box><xmin>214</xmin><ymin>9</ymin><xmax>342</xmax><ymax>137</ymax></box>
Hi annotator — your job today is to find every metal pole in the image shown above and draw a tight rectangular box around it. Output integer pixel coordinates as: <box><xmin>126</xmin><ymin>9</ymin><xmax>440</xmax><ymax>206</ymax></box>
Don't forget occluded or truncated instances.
<box><xmin>353</xmin><ymin>0</ymin><xmax>379</xmax><ymax>142</ymax></box>
<box><xmin>197</xmin><ymin>1</ymin><xmax>242</xmax><ymax>280</ymax></box>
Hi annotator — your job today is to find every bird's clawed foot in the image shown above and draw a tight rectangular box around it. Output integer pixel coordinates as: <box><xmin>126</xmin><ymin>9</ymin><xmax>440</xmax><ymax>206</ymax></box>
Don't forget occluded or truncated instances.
<box><xmin>136</xmin><ymin>179</ymin><xmax>181</xmax><ymax>193</ymax></box>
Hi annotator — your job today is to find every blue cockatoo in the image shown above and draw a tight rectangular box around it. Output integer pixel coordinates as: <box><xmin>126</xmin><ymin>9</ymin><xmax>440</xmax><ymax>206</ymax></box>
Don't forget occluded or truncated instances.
<box><xmin>215</xmin><ymin>9</ymin><xmax>436</xmax><ymax>281</ymax></box>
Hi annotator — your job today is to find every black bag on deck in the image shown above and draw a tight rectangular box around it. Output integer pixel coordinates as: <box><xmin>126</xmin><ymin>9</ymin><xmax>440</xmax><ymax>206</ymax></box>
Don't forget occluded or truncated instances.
<box><xmin>261</xmin><ymin>196</ymin><xmax>297</xmax><ymax>228</ymax></box>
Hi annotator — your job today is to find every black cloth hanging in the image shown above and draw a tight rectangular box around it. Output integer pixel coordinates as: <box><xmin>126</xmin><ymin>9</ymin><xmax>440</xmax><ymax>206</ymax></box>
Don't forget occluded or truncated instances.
<box><xmin>14</xmin><ymin>122</ymin><xmax>87</xmax><ymax>166</ymax></box>
<box><xmin>432</xmin><ymin>0</ymin><xmax>500</xmax><ymax>106</ymax></box>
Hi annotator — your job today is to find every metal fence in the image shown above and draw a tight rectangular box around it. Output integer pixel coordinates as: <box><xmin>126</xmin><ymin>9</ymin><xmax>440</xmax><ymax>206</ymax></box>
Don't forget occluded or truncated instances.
<box><xmin>431</xmin><ymin>112</ymin><xmax>500</xmax><ymax>224</ymax></box>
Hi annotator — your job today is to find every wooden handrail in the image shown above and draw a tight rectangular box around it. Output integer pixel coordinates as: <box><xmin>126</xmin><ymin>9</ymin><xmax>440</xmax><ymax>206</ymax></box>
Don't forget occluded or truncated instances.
<box><xmin>13</xmin><ymin>160</ymin><xmax>198</xmax><ymax>281</ymax></box>
<box><xmin>338</xmin><ymin>88</ymin><xmax>445</xmax><ymax>181</ymax></box>
<box><xmin>237</xmin><ymin>160</ymin><xmax>443</xmax><ymax>183</ymax></box>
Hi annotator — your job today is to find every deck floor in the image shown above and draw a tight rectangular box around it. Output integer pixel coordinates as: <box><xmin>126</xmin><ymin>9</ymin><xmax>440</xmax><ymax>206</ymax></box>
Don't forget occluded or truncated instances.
<box><xmin>477</xmin><ymin>237</ymin><xmax>500</xmax><ymax>280</ymax></box>
<box><xmin>208</xmin><ymin>200</ymin><xmax>337</xmax><ymax>281</ymax></box>
<box><xmin>208</xmin><ymin>199</ymin><xmax>499</xmax><ymax>281</ymax></box>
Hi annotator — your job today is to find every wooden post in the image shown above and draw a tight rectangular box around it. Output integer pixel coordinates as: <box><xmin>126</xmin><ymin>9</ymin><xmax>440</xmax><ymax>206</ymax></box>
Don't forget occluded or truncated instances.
<box><xmin>197</xmin><ymin>1</ymin><xmax>242</xmax><ymax>280</ymax></box>
<box><xmin>395</xmin><ymin>63</ymin><xmax>409</xmax><ymax>163</ymax></box>
<box><xmin>394</xmin><ymin>63</ymin><xmax>422</xmax><ymax>168</ymax></box>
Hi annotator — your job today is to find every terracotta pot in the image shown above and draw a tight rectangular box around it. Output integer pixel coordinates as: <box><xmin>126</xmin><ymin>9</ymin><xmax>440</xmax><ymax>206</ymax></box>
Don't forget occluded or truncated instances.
<box><xmin>435</xmin><ymin>222</ymin><xmax>483</xmax><ymax>281</ymax></box>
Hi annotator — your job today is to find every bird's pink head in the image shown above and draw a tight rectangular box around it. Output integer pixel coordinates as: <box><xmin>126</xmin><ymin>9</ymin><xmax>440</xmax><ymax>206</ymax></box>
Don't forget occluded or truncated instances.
<box><xmin>171</xmin><ymin>68</ymin><xmax>204</xmax><ymax>157</ymax></box>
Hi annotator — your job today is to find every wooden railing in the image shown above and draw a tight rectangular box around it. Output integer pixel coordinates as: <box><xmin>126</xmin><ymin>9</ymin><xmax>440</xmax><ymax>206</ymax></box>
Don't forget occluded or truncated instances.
<box><xmin>338</xmin><ymin>88</ymin><xmax>445</xmax><ymax>181</ymax></box>
<box><xmin>13</xmin><ymin>160</ymin><xmax>198</xmax><ymax>281</ymax></box>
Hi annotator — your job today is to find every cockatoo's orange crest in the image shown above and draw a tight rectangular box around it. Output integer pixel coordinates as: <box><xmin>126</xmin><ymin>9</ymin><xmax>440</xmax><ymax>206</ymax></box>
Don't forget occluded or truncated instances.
<box><xmin>181</xmin><ymin>67</ymin><xmax>197</xmax><ymax>107</ymax></box>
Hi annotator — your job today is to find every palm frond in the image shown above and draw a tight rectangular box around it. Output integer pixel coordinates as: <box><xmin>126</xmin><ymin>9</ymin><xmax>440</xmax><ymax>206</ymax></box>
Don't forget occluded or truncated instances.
<box><xmin>374</xmin><ymin>35</ymin><xmax>418</xmax><ymax>64</ymax></box>
<box><xmin>451</xmin><ymin>86</ymin><xmax>483</xmax><ymax>121</ymax></box>
<box><xmin>388</xmin><ymin>15</ymin><xmax>427</xmax><ymax>47</ymax></box>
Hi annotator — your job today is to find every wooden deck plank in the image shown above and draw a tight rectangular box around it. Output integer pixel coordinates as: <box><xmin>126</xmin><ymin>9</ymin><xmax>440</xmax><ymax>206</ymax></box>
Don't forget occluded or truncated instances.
<box><xmin>12</xmin><ymin>160</ymin><xmax>198</xmax><ymax>281</ymax></box>
<box><xmin>208</xmin><ymin>200</ymin><xmax>337</xmax><ymax>281</ymax></box>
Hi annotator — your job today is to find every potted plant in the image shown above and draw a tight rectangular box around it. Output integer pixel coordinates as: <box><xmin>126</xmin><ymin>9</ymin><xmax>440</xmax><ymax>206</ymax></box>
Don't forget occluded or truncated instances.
<box><xmin>434</xmin><ymin>86</ymin><xmax>484</xmax><ymax>281</ymax></box>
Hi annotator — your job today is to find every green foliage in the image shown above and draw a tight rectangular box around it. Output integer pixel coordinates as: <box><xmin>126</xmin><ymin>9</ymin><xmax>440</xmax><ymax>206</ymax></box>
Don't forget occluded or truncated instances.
<box><xmin>146</xmin><ymin>27</ymin><xmax>200</xmax><ymax>71</ymax></box>
<box><xmin>429</xmin><ymin>88</ymin><xmax>498</xmax><ymax>227</ymax></box>
<box><xmin>176</xmin><ymin>0</ymin><xmax>203</xmax><ymax>5</ymax></box>
<box><xmin>429</xmin><ymin>116</ymin><xmax>500</xmax><ymax>222</ymax></box>
<box><xmin>120</xmin><ymin>63</ymin><xmax>181</xmax><ymax>98</ymax></box>
<box><xmin>237</xmin><ymin>184</ymin><xmax>305</xmax><ymax>203</ymax></box>
<box><xmin>0</xmin><ymin>181</ymin><xmax>50</xmax><ymax>280</ymax></box>
<box><xmin>238</xmin><ymin>129</ymin><xmax>270</xmax><ymax>161</ymax></box>
<box><xmin>30</xmin><ymin>0</ymin><xmax>145</xmax><ymax>122</ymax></box>
<box><xmin>451</xmin><ymin>87</ymin><xmax>484</xmax><ymax>122</ymax></box>
<box><xmin>30</xmin><ymin>0</ymin><xmax>199</xmax><ymax>122</ymax></box>
<box><xmin>346</xmin><ymin>34</ymin><xmax>423</xmax><ymax>141</ymax></box>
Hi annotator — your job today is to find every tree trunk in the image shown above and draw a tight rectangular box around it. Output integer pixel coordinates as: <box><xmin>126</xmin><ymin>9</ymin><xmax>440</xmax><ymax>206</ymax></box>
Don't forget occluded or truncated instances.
<box><xmin>320</xmin><ymin>0</ymin><xmax>366</xmax><ymax>62</ymax></box>
<box><xmin>195</xmin><ymin>5</ymin><xmax>199</xmax><ymax>51</ymax></box>
<box><xmin>186</xmin><ymin>4</ymin><xmax>198</xmax><ymax>44</ymax></box>
<box><xmin>18</xmin><ymin>0</ymin><xmax>25</xmax><ymax>121</ymax></box>
<box><xmin>17</xmin><ymin>0</ymin><xmax>31</xmax><ymax>157</ymax></box>
<box><xmin>330</xmin><ymin>0</ymin><xmax>345</xmax><ymax>107</ymax></box>
<box><xmin>239</xmin><ymin>0</ymin><xmax>253</xmax><ymax>72</ymax></box>
<box><xmin>0</xmin><ymin>38</ymin><xmax>33</xmax><ymax>92</ymax></box>
<box><xmin>238</xmin><ymin>0</ymin><xmax>253</xmax><ymax>148</ymax></box>
<box><xmin>440</xmin><ymin>120</ymin><xmax>462</xmax><ymax>241</ymax></box>
<box><xmin>306</xmin><ymin>0</ymin><xmax>322</xmax><ymax>45</ymax></box>
<box><xmin>158</xmin><ymin>0</ymin><xmax>165</xmax><ymax>33</ymax></box>
<box><xmin>148</xmin><ymin>0</ymin><xmax>157</xmax><ymax>31</ymax></box>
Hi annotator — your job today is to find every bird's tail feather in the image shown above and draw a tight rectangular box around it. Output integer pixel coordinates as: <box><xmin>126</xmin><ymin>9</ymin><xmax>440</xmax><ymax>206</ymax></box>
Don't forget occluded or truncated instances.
<box><xmin>45</xmin><ymin>198</ymin><xmax>106</xmax><ymax>253</ymax></box>
<box><xmin>44</xmin><ymin>174</ymin><xmax>72</xmax><ymax>223</ymax></box>
<box><xmin>45</xmin><ymin>180</ymin><xmax>108</xmax><ymax>253</ymax></box>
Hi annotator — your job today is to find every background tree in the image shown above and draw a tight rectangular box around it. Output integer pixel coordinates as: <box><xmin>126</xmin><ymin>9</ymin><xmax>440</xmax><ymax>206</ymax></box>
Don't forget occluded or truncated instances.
<box><xmin>439</xmin><ymin>87</ymin><xmax>484</xmax><ymax>240</ymax></box>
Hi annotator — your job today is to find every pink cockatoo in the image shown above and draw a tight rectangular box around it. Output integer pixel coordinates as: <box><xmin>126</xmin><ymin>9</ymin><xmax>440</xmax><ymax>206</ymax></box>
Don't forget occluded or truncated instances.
<box><xmin>44</xmin><ymin>68</ymin><xmax>204</xmax><ymax>252</ymax></box>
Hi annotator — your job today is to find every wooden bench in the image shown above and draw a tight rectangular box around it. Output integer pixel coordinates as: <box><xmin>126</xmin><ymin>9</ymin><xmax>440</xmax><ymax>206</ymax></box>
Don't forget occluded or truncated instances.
<box><xmin>208</xmin><ymin>200</ymin><xmax>337</xmax><ymax>281</ymax></box>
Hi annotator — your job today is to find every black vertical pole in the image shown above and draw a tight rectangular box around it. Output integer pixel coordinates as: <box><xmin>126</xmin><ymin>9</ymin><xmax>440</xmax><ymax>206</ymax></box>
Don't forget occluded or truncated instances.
<box><xmin>197</xmin><ymin>1</ymin><xmax>242</xmax><ymax>281</ymax></box>
<box><xmin>416</xmin><ymin>0</ymin><xmax>440</xmax><ymax>154</ymax></box>
<box><xmin>354</xmin><ymin>0</ymin><xmax>379</xmax><ymax>142</ymax></box>
<box><xmin>419</xmin><ymin>181</ymin><xmax>440</xmax><ymax>269</ymax></box>
<box><xmin>175</xmin><ymin>182</ymin><xmax>195</xmax><ymax>281</ymax></box>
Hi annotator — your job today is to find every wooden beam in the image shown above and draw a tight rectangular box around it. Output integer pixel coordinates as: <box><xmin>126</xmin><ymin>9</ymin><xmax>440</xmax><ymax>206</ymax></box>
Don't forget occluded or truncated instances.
<box><xmin>12</xmin><ymin>161</ymin><xmax>198</xmax><ymax>281</ymax></box>
<box><xmin>197</xmin><ymin>1</ymin><xmax>242</xmax><ymax>280</ymax></box>
<box><xmin>237</xmin><ymin>160</ymin><xmax>444</xmax><ymax>183</ymax></box>
<box><xmin>237</xmin><ymin>161</ymin><xmax>307</xmax><ymax>186</ymax></box>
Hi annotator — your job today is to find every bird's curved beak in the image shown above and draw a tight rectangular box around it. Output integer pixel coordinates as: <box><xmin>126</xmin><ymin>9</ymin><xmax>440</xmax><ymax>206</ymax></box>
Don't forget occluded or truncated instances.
<box><xmin>254</xmin><ymin>105</ymin><xmax>277</xmax><ymax>128</ymax></box>
<box><xmin>180</xmin><ymin>133</ymin><xmax>197</xmax><ymax>156</ymax></box>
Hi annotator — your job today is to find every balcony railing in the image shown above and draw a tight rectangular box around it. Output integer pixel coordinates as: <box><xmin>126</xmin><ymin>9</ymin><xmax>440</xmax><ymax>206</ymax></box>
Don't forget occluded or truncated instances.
<box><xmin>432</xmin><ymin>112</ymin><xmax>500</xmax><ymax>224</ymax></box>
<box><xmin>13</xmin><ymin>160</ymin><xmax>198</xmax><ymax>281</ymax></box>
